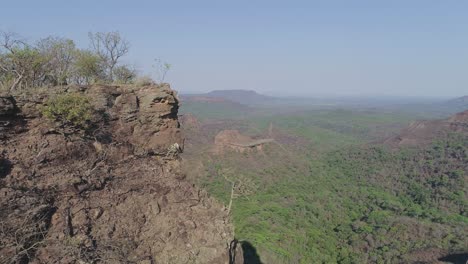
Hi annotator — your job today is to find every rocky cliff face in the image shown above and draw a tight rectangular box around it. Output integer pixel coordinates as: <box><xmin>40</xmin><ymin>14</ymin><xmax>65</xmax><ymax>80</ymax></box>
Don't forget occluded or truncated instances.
<box><xmin>0</xmin><ymin>85</ymin><xmax>241</xmax><ymax>264</ymax></box>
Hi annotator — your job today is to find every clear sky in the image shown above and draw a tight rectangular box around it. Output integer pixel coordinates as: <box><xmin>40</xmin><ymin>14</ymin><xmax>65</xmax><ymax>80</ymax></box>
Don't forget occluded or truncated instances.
<box><xmin>2</xmin><ymin>0</ymin><xmax>468</xmax><ymax>97</ymax></box>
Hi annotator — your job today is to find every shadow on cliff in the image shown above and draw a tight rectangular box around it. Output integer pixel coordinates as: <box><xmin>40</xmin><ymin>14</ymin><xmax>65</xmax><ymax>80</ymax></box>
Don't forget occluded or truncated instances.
<box><xmin>438</xmin><ymin>253</ymin><xmax>468</xmax><ymax>264</ymax></box>
<box><xmin>242</xmin><ymin>241</ymin><xmax>263</xmax><ymax>264</ymax></box>
<box><xmin>0</xmin><ymin>158</ymin><xmax>12</xmax><ymax>178</ymax></box>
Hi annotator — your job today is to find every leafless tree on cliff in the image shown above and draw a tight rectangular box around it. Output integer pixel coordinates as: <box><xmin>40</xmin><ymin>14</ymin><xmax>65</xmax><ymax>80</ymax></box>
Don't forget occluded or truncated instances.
<box><xmin>152</xmin><ymin>58</ymin><xmax>171</xmax><ymax>83</ymax></box>
<box><xmin>88</xmin><ymin>31</ymin><xmax>129</xmax><ymax>81</ymax></box>
<box><xmin>218</xmin><ymin>168</ymin><xmax>257</xmax><ymax>216</ymax></box>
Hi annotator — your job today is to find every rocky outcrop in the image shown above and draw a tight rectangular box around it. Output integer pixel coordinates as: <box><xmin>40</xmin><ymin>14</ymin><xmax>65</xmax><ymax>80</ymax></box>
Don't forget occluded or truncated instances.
<box><xmin>214</xmin><ymin>130</ymin><xmax>273</xmax><ymax>153</ymax></box>
<box><xmin>0</xmin><ymin>96</ymin><xmax>17</xmax><ymax>116</ymax></box>
<box><xmin>84</xmin><ymin>84</ymin><xmax>183</xmax><ymax>155</ymax></box>
<box><xmin>0</xmin><ymin>84</ymin><xmax>240</xmax><ymax>264</ymax></box>
<box><xmin>0</xmin><ymin>96</ymin><xmax>22</xmax><ymax>140</ymax></box>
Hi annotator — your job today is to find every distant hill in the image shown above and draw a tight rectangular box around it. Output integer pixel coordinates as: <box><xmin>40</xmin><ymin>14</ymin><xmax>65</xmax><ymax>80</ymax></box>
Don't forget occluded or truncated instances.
<box><xmin>447</xmin><ymin>95</ymin><xmax>468</xmax><ymax>103</ymax></box>
<box><xmin>389</xmin><ymin>95</ymin><xmax>468</xmax><ymax>118</ymax></box>
<box><xmin>181</xmin><ymin>89</ymin><xmax>277</xmax><ymax>106</ymax></box>
<box><xmin>383</xmin><ymin>110</ymin><xmax>468</xmax><ymax>147</ymax></box>
<box><xmin>179</xmin><ymin>98</ymin><xmax>252</xmax><ymax>120</ymax></box>
<box><xmin>445</xmin><ymin>95</ymin><xmax>468</xmax><ymax>109</ymax></box>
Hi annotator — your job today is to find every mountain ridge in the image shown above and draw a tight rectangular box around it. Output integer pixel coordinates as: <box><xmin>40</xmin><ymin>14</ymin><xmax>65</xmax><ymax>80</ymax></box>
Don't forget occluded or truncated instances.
<box><xmin>383</xmin><ymin>110</ymin><xmax>468</xmax><ymax>147</ymax></box>
<box><xmin>181</xmin><ymin>89</ymin><xmax>276</xmax><ymax>106</ymax></box>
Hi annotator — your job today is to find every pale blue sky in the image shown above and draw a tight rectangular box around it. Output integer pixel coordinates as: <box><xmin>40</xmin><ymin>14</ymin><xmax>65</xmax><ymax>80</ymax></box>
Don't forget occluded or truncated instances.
<box><xmin>2</xmin><ymin>0</ymin><xmax>468</xmax><ymax>97</ymax></box>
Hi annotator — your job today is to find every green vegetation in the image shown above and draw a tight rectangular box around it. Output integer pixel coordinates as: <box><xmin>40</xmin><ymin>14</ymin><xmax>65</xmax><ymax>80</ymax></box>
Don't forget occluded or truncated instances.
<box><xmin>73</xmin><ymin>49</ymin><xmax>105</xmax><ymax>85</ymax></box>
<box><xmin>183</xmin><ymin>104</ymin><xmax>467</xmax><ymax>263</ymax></box>
<box><xmin>249</xmin><ymin>109</ymin><xmax>417</xmax><ymax>148</ymax></box>
<box><xmin>42</xmin><ymin>93</ymin><xmax>94</xmax><ymax>128</ymax></box>
<box><xmin>180</xmin><ymin>101</ymin><xmax>251</xmax><ymax>120</ymax></box>
<box><xmin>181</xmin><ymin>104</ymin><xmax>419</xmax><ymax>150</ymax></box>
<box><xmin>0</xmin><ymin>31</ymin><xmax>163</xmax><ymax>92</ymax></box>
<box><xmin>197</xmin><ymin>134</ymin><xmax>466</xmax><ymax>263</ymax></box>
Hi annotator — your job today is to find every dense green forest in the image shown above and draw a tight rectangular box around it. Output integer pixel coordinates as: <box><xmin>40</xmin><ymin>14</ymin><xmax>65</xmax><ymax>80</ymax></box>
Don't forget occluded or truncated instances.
<box><xmin>182</xmin><ymin>107</ymin><xmax>467</xmax><ymax>263</ymax></box>
<box><xmin>197</xmin><ymin>134</ymin><xmax>466</xmax><ymax>263</ymax></box>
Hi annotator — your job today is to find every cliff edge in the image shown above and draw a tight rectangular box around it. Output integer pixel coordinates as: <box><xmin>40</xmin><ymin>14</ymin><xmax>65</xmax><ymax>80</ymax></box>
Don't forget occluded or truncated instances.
<box><xmin>0</xmin><ymin>84</ymin><xmax>242</xmax><ymax>264</ymax></box>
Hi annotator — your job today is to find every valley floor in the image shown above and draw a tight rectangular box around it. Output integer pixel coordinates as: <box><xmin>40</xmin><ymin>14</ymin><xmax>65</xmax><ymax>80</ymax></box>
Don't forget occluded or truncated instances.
<box><xmin>181</xmin><ymin>105</ymin><xmax>468</xmax><ymax>264</ymax></box>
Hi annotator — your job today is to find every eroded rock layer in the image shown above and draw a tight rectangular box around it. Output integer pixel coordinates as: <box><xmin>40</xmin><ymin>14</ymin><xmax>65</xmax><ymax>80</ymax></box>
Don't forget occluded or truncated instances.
<box><xmin>0</xmin><ymin>84</ymin><xmax>240</xmax><ymax>264</ymax></box>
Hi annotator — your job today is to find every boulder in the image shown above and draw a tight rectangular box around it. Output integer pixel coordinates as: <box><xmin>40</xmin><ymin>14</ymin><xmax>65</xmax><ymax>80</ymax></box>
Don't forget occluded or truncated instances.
<box><xmin>0</xmin><ymin>96</ymin><xmax>17</xmax><ymax>116</ymax></box>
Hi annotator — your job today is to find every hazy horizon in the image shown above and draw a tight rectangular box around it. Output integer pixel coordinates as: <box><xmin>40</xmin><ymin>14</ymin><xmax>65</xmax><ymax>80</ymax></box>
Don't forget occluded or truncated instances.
<box><xmin>180</xmin><ymin>88</ymin><xmax>462</xmax><ymax>100</ymax></box>
<box><xmin>2</xmin><ymin>0</ymin><xmax>468</xmax><ymax>97</ymax></box>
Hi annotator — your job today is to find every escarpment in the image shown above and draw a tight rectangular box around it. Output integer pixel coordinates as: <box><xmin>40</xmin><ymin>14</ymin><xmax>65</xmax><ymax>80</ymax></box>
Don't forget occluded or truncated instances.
<box><xmin>0</xmin><ymin>85</ymin><xmax>242</xmax><ymax>264</ymax></box>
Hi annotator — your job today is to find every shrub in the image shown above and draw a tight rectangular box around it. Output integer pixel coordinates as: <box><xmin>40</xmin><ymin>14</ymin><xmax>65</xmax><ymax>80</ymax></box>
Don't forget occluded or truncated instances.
<box><xmin>133</xmin><ymin>75</ymin><xmax>155</xmax><ymax>86</ymax></box>
<box><xmin>113</xmin><ymin>65</ymin><xmax>136</xmax><ymax>84</ymax></box>
<box><xmin>42</xmin><ymin>93</ymin><xmax>94</xmax><ymax>128</ymax></box>
<box><xmin>72</xmin><ymin>50</ymin><xmax>105</xmax><ymax>85</ymax></box>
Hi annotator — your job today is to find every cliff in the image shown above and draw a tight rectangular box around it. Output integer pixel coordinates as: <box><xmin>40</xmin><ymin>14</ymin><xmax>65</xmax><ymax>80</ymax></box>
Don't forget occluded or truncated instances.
<box><xmin>0</xmin><ymin>84</ymin><xmax>242</xmax><ymax>264</ymax></box>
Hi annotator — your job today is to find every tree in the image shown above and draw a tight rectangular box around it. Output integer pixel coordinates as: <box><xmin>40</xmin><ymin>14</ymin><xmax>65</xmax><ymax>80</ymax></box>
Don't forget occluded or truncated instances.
<box><xmin>152</xmin><ymin>58</ymin><xmax>171</xmax><ymax>83</ymax></box>
<box><xmin>0</xmin><ymin>31</ymin><xmax>26</xmax><ymax>53</ymax></box>
<box><xmin>13</xmin><ymin>47</ymin><xmax>47</xmax><ymax>88</ymax></box>
<box><xmin>88</xmin><ymin>31</ymin><xmax>129</xmax><ymax>81</ymax></box>
<box><xmin>0</xmin><ymin>52</ymin><xmax>12</xmax><ymax>90</ymax></box>
<box><xmin>0</xmin><ymin>31</ymin><xmax>34</xmax><ymax>91</ymax></box>
<box><xmin>218</xmin><ymin>168</ymin><xmax>257</xmax><ymax>216</ymax></box>
<box><xmin>37</xmin><ymin>36</ymin><xmax>76</xmax><ymax>85</ymax></box>
<box><xmin>72</xmin><ymin>50</ymin><xmax>105</xmax><ymax>85</ymax></box>
<box><xmin>0</xmin><ymin>31</ymin><xmax>137</xmax><ymax>89</ymax></box>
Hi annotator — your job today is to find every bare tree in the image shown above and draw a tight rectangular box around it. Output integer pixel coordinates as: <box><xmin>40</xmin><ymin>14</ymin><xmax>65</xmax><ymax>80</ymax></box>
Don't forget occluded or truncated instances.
<box><xmin>0</xmin><ymin>207</ymin><xmax>50</xmax><ymax>263</ymax></box>
<box><xmin>0</xmin><ymin>31</ymin><xmax>26</xmax><ymax>53</ymax></box>
<box><xmin>72</xmin><ymin>49</ymin><xmax>105</xmax><ymax>85</ymax></box>
<box><xmin>0</xmin><ymin>31</ymin><xmax>29</xmax><ymax>91</ymax></box>
<box><xmin>152</xmin><ymin>58</ymin><xmax>171</xmax><ymax>83</ymax></box>
<box><xmin>88</xmin><ymin>31</ymin><xmax>129</xmax><ymax>81</ymax></box>
<box><xmin>218</xmin><ymin>168</ymin><xmax>257</xmax><ymax>216</ymax></box>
